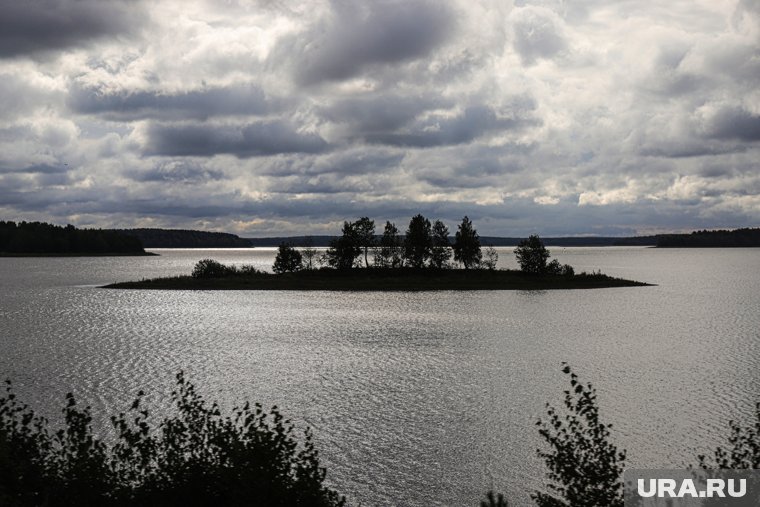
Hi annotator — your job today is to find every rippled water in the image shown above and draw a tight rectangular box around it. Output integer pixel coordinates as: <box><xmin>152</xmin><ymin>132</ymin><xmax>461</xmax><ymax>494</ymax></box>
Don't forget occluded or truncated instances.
<box><xmin>1</xmin><ymin>247</ymin><xmax>760</xmax><ymax>506</ymax></box>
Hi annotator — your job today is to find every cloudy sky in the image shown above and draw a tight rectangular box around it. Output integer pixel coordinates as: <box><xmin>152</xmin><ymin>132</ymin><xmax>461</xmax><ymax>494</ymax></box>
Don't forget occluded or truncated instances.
<box><xmin>1</xmin><ymin>0</ymin><xmax>758</xmax><ymax>236</ymax></box>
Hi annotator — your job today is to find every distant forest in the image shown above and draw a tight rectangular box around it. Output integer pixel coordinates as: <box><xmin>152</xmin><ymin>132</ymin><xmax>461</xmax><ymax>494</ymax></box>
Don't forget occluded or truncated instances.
<box><xmin>3</xmin><ymin>221</ymin><xmax>758</xmax><ymax>252</ymax></box>
<box><xmin>0</xmin><ymin>221</ymin><xmax>146</xmax><ymax>255</ymax></box>
<box><xmin>112</xmin><ymin>228</ymin><xmax>251</xmax><ymax>248</ymax></box>
<box><xmin>656</xmin><ymin>228</ymin><xmax>760</xmax><ymax>247</ymax></box>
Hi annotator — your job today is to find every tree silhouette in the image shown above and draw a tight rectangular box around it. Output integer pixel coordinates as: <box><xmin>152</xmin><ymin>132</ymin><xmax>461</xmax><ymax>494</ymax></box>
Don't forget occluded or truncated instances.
<box><xmin>403</xmin><ymin>214</ymin><xmax>432</xmax><ymax>268</ymax></box>
<box><xmin>452</xmin><ymin>216</ymin><xmax>482</xmax><ymax>269</ymax></box>
<box><xmin>273</xmin><ymin>243</ymin><xmax>303</xmax><ymax>273</ymax></box>
<box><xmin>698</xmin><ymin>401</ymin><xmax>760</xmax><ymax>469</ymax></box>
<box><xmin>533</xmin><ymin>363</ymin><xmax>626</xmax><ymax>507</ymax></box>
<box><xmin>353</xmin><ymin>217</ymin><xmax>375</xmax><ymax>268</ymax></box>
<box><xmin>430</xmin><ymin>220</ymin><xmax>452</xmax><ymax>269</ymax></box>
<box><xmin>375</xmin><ymin>221</ymin><xmax>404</xmax><ymax>268</ymax></box>
<box><xmin>0</xmin><ymin>374</ymin><xmax>345</xmax><ymax>506</ymax></box>
<box><xmin>514</xmin><ymin>235</ymin><xmax>550</xmax><ymax>274</ymax></box>
<box><xmin>325</xmin><ymin>222</ymin><xmax>361</xmax><ymax>269</ymax></box>
<box><xmin>481</xmin><ymin>491</ymin><xmax>509</xmax><ymax>507</ymax></box>
<box><xmin>192</xmin><ymin>259</ymin><xmax>234</xmax><ymax>278</ymax></box>
<box><xmin>481</xmin><ymin>246</ymin><xmax>499</xmax><ymax>270</ymax></box>
<box><xmin>300</xmin><ymin>237</ymin><xmax>319</xmax><ymax>270</ymax></box>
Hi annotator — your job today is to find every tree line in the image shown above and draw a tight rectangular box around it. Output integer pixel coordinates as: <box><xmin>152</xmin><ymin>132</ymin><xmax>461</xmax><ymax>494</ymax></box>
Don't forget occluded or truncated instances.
<box><xmin>111</xmin><ymin>228</ymin><xmax>251</xmax><ymax>248</ymax></box>
<box><xmin>0</xmin><ymin>221</ymin><xmax>145</xmax><ymax>255</ymax></box>
<box><xmin>273</xmin><ymin>216</ymin><xmax>576</xmax><ymax>276</ymax></box>
<box><xmin>274</xmin><ymin>215</ymin><xmax>499</xmax><ymax>273</ymax></box>
<box><xmin>656</xmin><ymin>228</ymin><xmax>760</xmax><ymax>247</ymax></box>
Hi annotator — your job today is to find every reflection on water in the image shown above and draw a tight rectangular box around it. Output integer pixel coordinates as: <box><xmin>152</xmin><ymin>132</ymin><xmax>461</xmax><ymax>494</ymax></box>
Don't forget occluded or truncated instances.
<box><xmin>1</xmin><ymin>247</ymin><xmax>760</xmax><ymax>506</ymax></box>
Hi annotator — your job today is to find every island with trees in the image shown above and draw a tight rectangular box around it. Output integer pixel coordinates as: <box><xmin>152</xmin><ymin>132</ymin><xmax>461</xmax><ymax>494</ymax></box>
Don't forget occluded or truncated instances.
<box><xmin>0</xmin><ymin>221</ymin><xmax>152</xmax><ymax>256</ymax></box>
<box><xmin>104</xmin><ymin>215</ymin><xmax>649</xmax><ymax>290</ymax></box>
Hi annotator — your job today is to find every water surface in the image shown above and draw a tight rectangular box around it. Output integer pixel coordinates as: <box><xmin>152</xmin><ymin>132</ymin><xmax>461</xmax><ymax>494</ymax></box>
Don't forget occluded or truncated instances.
<box><xmin>1</xmin><ymin>247</ymin><xmax>759</xmax><ymax>506</ymax></box>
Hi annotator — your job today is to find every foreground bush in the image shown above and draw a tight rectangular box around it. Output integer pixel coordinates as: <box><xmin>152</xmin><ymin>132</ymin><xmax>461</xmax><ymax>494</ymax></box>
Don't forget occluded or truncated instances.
<box><xmin>533</xmin><ymin>364</ymin><xmax>626</xmax><ymax>507</ymax></box>
<box><xmin>6</xmin><ymin>361</ymin><xmax>757</xmax><ymax>506</ymax></box>
<box><xmin>0</xmin><ymin>373</ymin><xmax>345</xmax><ymax>507</ymax></box>
<box><xmin>698</xmin><ymin>401</ymin><xmax>760</xmax><ymax>469</ymax></box>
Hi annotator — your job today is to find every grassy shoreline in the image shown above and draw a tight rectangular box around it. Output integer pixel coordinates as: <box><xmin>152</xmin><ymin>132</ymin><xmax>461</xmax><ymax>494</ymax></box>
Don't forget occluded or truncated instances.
<box><xmin>102</xmin><ymin>267</ymin><xmax>651</xmax><ymax>291</ymax></box>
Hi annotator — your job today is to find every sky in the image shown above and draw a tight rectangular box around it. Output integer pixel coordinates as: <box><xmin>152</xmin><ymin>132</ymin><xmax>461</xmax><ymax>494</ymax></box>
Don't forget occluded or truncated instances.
<box><xmin>0</xmin><ymin>0</ymin><xmax>758</xmax><ymax>237</ymax></box>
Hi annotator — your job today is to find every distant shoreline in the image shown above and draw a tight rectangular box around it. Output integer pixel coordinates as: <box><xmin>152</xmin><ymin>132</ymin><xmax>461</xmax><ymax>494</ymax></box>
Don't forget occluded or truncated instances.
<box><xmin>103</xmin><ymin>268</ymin><xmax>651</xmax><ymax>291</ymax></box>
<box><xmin>0</xmin><ymin>252</ymin><xmax>159</xmax><ymax>257</ymax></box>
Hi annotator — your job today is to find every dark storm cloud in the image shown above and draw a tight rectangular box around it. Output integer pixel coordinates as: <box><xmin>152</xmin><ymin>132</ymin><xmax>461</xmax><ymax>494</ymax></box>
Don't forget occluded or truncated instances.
<box><xmin>267</xmin><ymin>174</ymin><xmax>378</xmax><ymax>195</ymax></box>
<box><xmin>68</xmin><ymin>83</ymin><xmax>280</xmax><ymax>121</ymax></box>
<box><xmin>262</xmin><ymin>149</ymin><xmax>405</xmax><ymax>176</ymax></box>
<box><xmin>699</xmin><ymin>165</ymin><xmax>735</xmax><ymax>179</ymax></box>
<box><xmin>707</xmin><ymin>107</ymin><xmax>760</xmax><ymax>142</ymax></box>
<box><xmin>292</xmin><ymin>0</ymin><xmax>455</xmax><ymax>85</ymax></box>
<box><xmin>143</xmin><ymin>121</ymin><xmax>328</xmax><ymax>157</ymax></box>
<box><xmin>321</xmin><ymin>94</ymin><xmax>448</xmax><ymax>134</ymax></box>
<box><xmin>639</xmin><ymin>44</ymin><xmax>705</xmax><ymax>98</ymax></box>
<box><xmin>125</xmin><ymin>161</ymin><xmax>224</xmax><ymax>183</ymax></box>
<box><xmin>639</xmin><ymin>141</ymin><xmax>742</xmax><ymax>159</ymax></box>
<box><xmin>365</xmin><ymin>104</ymin><xmax>538</xmax><ymax>148</ymax></box>
<box><xmin>0</xmin><ymin>163</ymin><xmax>67</xmax><ymax>175</ymax></box>
<box><xmin>0</xmin><ymin>0</ymin><xmax>145</xmax><ymax>58</ymax></box>
<box><xmin>420</xmin><ymin>157</ymin><xmax>525</xmax><ymax>189</ymax></box>
<box><xmin>35</xmin><ymin>172</ymin><xmax>73</xmax><ymax>186</ymax></box>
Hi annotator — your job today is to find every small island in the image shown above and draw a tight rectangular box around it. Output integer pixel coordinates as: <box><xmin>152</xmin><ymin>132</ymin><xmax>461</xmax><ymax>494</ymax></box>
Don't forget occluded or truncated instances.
<box><xmin>104</xmin><ymin>266</ymin><xmax>648</xmax><ymax>291</ymax></box>
<box><xmin>104</xmin><ymin>215</ymin><xmax>650</xmax><ymax>291</ymax></box>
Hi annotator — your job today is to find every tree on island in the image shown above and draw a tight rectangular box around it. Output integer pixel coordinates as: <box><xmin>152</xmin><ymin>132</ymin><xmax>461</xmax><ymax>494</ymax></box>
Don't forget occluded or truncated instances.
<box><xmin>375</xmin><ymin>221</ymin><xmax>404</xmax><ymax>268</ymax></box>
<box><xmin>514</xmin><ymin>234</ymin><xmax>550</xmax><ymax>274</ymax></box>
<box><xmin>300</xmin><ymin>236</ymin><xmax>319</xmax><ymax>270</ymax></box>
<box><xmin>192</xmin><ymin>259</ymin><xmax>235</xmax><ymax>278</ymax></box>
<box><xmin>481</xmin><ymin>246</ymin><xmax>499</xmax><ymax>270</ymax></box>
<box><xmin>273</xmin><ymin>243</ymin><xmax>303</xmax><ymax>273</ymax></box>
<box><xmin>404</xmin><ymin>214</ymin><xmax>433</xmax><ymax>268</ymax></box>
<box><xmin>430</xmin><ymin>220</ymin><xmax>452</xmax><ymax>269</ymax></box>
<box><xmin>353</xmin><ymin>217</ymin><xmax>375</xmax><ymax>268</ymax></box>
<box><xmin>325</xmin><ymin>221</ymin><xmax>361</xmax><ymax>269</ymax></box>
<box><xmin>453</xmin><ymin>216</ymin><xmax>482</xmax><ymax>269</ymax></box>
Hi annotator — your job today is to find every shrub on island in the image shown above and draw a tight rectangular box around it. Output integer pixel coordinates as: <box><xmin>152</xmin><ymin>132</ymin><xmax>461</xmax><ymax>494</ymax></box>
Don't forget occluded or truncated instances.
<box><xmin>192</xmin><ymin>259</ymin><xmax>259</xmax><ymax>278</ymax></box>
<box><xmin>273</xmin><ymin>244</ymin><xmax>303</xmax><ymax>274</ymax></box>
<box><xmin>515</xmin><ymin>235</ymin><xmax>573</xmax><ymax>276</ymax></box>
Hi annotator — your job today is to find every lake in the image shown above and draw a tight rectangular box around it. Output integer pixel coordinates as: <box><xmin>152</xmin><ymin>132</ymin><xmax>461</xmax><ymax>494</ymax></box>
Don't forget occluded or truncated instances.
<box><xmin>1</xmin><ymin>247</ymin><xmax>759</xmax><ymax>506</ymax></box>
